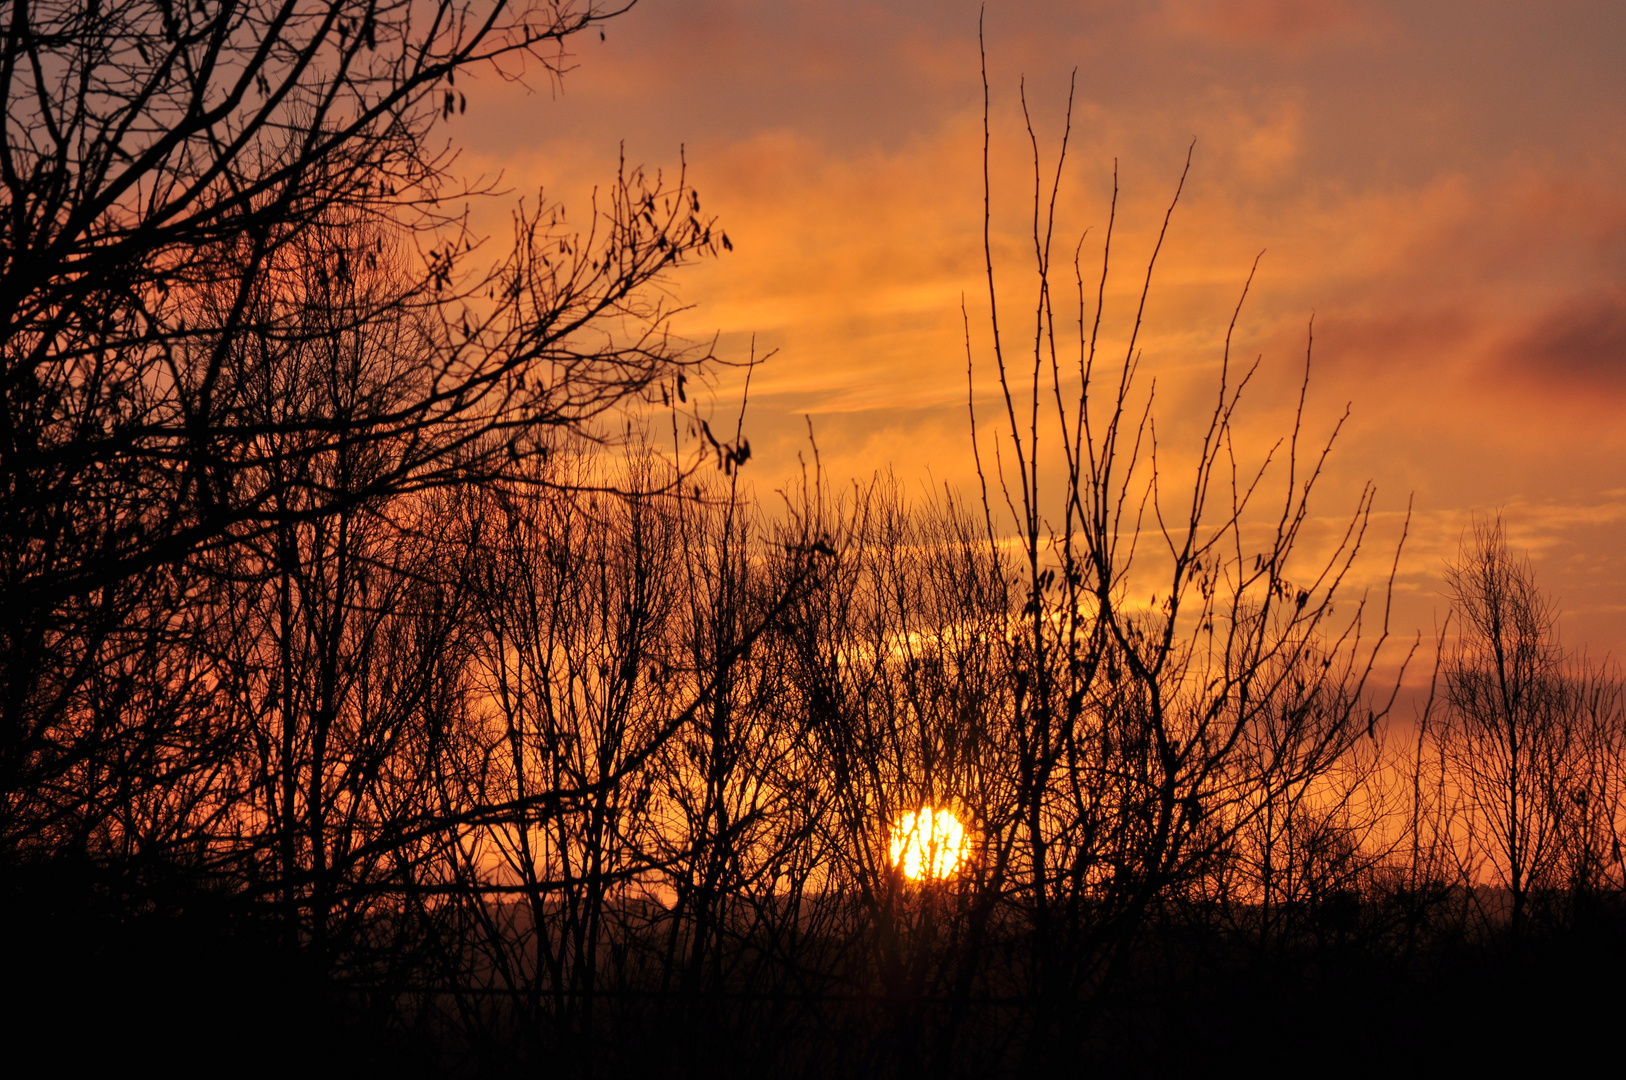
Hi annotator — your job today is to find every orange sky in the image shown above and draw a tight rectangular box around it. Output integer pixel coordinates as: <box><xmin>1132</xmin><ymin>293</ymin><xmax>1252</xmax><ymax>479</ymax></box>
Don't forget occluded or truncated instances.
<box><xmin>449</xmin><ymin>0</ymin><xmax>1626</xmax><ymax>660</ymax></box>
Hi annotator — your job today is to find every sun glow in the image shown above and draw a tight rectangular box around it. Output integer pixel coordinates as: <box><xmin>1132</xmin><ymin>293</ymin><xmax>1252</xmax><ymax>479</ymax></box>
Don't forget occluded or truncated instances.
<box><xmin>888</xmin><ymin>807</ymin><xmax>969</xmax><ymax>880</ymax></box>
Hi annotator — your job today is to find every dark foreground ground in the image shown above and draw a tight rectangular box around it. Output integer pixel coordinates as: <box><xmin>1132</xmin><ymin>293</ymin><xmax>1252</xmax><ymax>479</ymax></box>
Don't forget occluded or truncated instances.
<box><xmin>6</xmin><ymin>869</ymin><xmax>1622</xmax><ymax>1079</ymax></box>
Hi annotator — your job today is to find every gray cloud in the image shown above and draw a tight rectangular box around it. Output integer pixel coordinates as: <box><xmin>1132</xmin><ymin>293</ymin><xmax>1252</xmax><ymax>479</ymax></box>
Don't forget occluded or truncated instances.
<box><xmin>1503</xmin><ymin>290</ymin><xmax>1626</xmax><ymax>388</ymax></box>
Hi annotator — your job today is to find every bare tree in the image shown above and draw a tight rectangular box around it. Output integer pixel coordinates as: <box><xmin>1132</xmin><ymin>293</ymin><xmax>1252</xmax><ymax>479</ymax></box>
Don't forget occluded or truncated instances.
<box><xmin>958</xmin><ymin>24</ymin><xmax>1403</xmax><ymax>1062</ymax></box>
<box><xmin>1440</xmin><ymin>516</ymin><xmax>1565</xmax><ymax>936</ymax></box>
<box><xmin>444</xmin><ymin>450</ymin><xmax>684</xmax><ymax>1066</ymax></box>
<box><xmin>412</xmin><ymin>435</ymin><xmax>830</xmax><ymax>1070</ymax></box>
<box><xmin>1555</xmin><ymin>659</ymin><xmax>1626</xmax><ymax>907</ymax></box>
<box><xmin>773</xmin><ymin>475</ymin><xmax>1015</xmax><ymax>1067</ymax></box>
<box><xmin>2</xmin><ymin>1</ymin><xmax>725</xmax><ymax>864</ymax></box>
<box><xmin>1438</xmin><ymin>516</ymin><xmax>1626</xmax><ymax>937</ymax></box>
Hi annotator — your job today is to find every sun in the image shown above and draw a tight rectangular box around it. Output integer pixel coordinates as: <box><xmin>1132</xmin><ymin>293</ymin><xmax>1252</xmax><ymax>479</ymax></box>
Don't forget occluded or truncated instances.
<box><xmin>888</xmin><ymin>806</ymin><xmax>969</xmax><ymax>880</ymax></box>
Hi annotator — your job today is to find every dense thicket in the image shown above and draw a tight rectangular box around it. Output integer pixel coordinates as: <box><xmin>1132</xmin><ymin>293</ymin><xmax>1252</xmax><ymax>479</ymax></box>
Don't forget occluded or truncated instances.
<box><xmin>5</xmin><ymin>4</ymin><xmax>1625</xmax><ymax>1076</ymax></box>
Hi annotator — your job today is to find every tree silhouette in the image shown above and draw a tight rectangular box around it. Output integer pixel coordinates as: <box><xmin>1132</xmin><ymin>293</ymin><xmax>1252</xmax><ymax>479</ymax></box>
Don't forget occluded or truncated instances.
<box><xmin>6</xmin><ymin>8</ymin><xmax>1626</xmax><ymax>1075</ymax></box>
<box><xmin>2</xmin><ymin>1</ymin><xmax>722</xmax><ymax>866</ymax></box>
<box><xmin>1437</xmin><ymin>515</ymin><xmax>1626</xmax><ymax>937</ymax></box>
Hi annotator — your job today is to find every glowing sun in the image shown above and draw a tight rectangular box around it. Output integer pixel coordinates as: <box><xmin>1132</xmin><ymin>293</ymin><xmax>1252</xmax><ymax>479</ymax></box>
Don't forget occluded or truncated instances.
<box><xmin>888</xmin><ymin>806</ymin><xmax>969</xmax><ymax>880</ymax></box>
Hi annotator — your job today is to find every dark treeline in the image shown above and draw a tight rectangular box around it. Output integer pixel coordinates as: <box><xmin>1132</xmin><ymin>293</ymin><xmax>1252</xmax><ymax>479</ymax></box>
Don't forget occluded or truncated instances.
<box><xmin>4</xmin><ymin>3</ymin><xmax>1625</xmax><ymax>1076</ymax></box>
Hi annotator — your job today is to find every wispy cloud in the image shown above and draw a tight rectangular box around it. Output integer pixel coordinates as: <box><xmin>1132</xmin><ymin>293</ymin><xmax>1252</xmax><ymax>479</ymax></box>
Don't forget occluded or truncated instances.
<box><xmin>443</xmin><ymin>0</ymin><xmax>1626</xmax><ymax>652</ymax></box>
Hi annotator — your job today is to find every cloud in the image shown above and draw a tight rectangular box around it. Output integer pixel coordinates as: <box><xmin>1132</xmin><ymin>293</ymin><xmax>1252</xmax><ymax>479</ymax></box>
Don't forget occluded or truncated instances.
<box><xmin>438</xmin><ymin>2</ymin><xmax>1626</xmax><ymax>655</ymax></box>
<box><xmin>1500</xmin><ymin>289</ymin><xmax>1626</xmax><ymax>389</ymax></box>
<box><xmin>1313</xmin><ymin>307</ymin><xmax>1480</xmax><ymax>378</ymax></box>
<box><xmin>1160</xmin><ymin>0</ymin><xmax>1382</xmax><ymax>48</ymax></box>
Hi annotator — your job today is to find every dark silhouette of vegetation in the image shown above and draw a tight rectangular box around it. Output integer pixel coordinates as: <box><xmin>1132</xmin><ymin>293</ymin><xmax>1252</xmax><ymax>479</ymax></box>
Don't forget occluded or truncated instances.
<box><xmin>4</xmin><ymin>4</ymin><xmax>1625</xmax><ymax>1077</ymax></box>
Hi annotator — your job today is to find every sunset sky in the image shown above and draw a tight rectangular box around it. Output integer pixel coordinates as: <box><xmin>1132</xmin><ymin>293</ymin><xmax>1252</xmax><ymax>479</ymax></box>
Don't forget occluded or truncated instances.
<box><xmin>455</xmin><ymin>0</ymin><xmax>1626</xmax><ymax>658</ymax></box>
